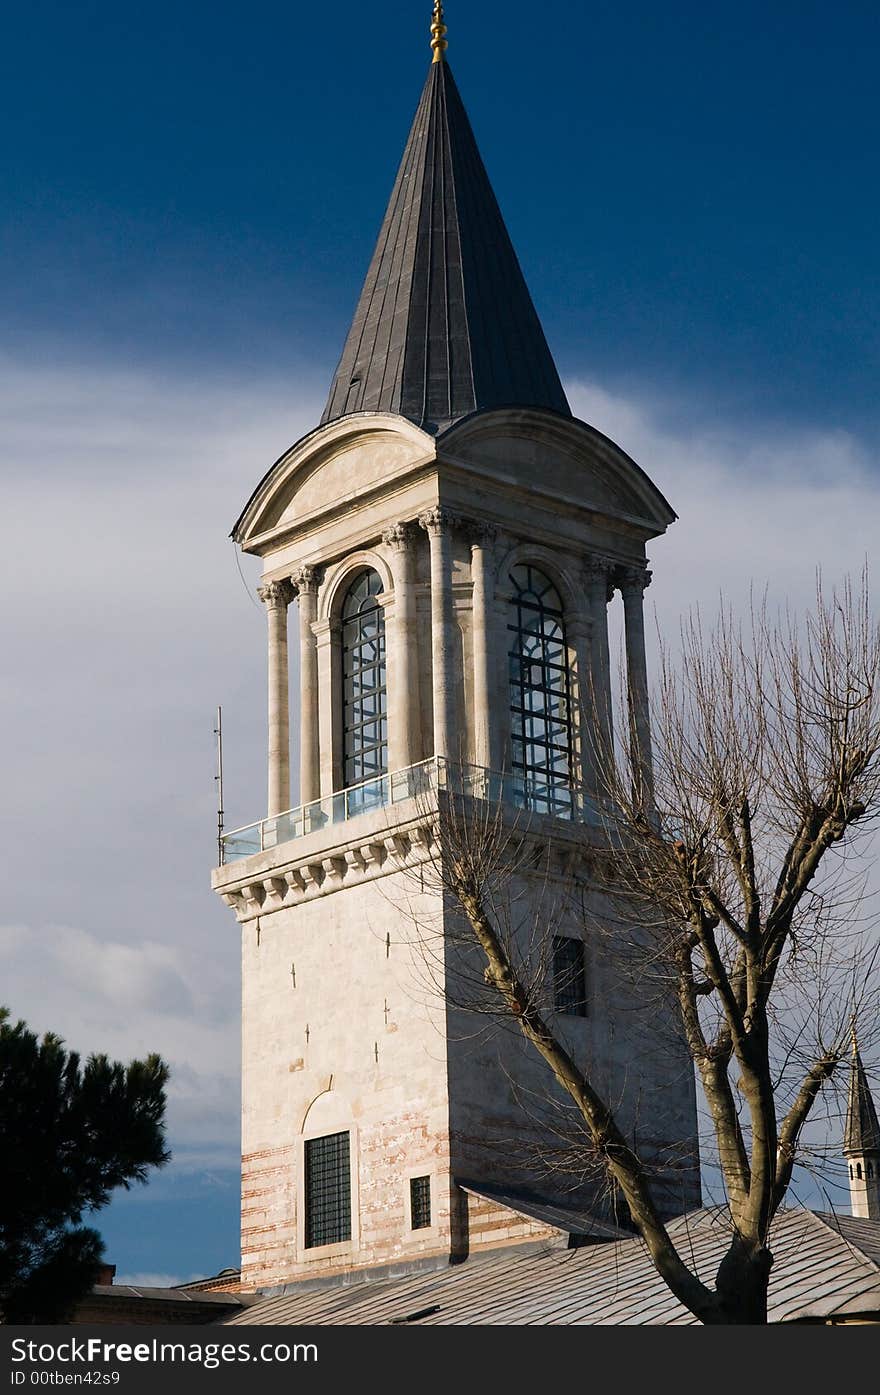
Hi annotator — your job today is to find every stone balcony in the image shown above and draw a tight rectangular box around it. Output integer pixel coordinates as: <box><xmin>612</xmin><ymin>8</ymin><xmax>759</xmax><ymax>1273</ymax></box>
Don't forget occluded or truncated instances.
<box><xmin>212</xmin><ymin>757</ymin><xmax>603</xmax><ymax>924</ymax></box>
<box><xmin>219</xmin><ymin>757</ymin><xmax>600</xmax><ymax>864</ymax></box>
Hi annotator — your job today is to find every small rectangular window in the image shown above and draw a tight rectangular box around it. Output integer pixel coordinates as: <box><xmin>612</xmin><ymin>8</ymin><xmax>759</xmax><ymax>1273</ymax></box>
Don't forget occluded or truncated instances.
<box><xmin>410</xmin><ymin>1175</ymin><xmax>432</xmax><ymax>1230</ymax></box>
<box><xmin>553</xmin><ymin>936</ymin><xmax>587</xmax><ymax>1016</ymax></box>
<box><xmin>304</xmin><ymin>1131</ymin><xmax>351</xmax><ymax>1248</ymax></box>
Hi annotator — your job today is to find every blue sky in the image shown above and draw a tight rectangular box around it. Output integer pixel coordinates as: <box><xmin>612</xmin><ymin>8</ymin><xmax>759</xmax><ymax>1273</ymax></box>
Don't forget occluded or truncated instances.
<box><xmin>4</xmin><ymin>0</ymin><xmax>879</xmax><ymax>427</ymax></box>
<box><xmin>2</xmin><ymin>1</ymin><xmax>879</xmax><ymax>1284</ymax></box>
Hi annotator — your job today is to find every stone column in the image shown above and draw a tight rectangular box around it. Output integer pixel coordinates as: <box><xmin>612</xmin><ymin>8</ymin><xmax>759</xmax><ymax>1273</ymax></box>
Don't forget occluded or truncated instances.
<box><xmin>469</xmin><ymin>522</ymin><xmax>497</xmax><ymax>771</ymax></box>
<box><xmin>292</xmin><ymin>565</ymin><xmax>320</xmax><ymax>807</ymax></box>
<box><xmin>313</xmin><ymin>618</ymin><xmax>341</xmax><ymax>799</ymax></box>
<box><xmin>568</xmin><ymin>616</ymin><xmax>593</xmax><ymax>796</ymax></box>
<box><xmin>489</xmin><ymin>531</ymin><xmax>514</xmax><ymax>775</ymax></box>
<box><xmin>619</xmin><ymin>565</ymin><xmax>655</xmax><ymax>810</ymax></box>
<box><xmin>257</xmin><ymin>577</ymin><xmax>294</xmax><ymax>817</ymax></box>
<box><xmin>382</xmin><ymin>522</ymin><xmax>418</xmax><ymax>773</ymax></box>
<box><xmin>419</xmin><ymin>508</ymin><xmax>457</xmax><ymax>762</ymax></box>
<box><xmin>583</xmin><ymin>558</ymin><xmax>614</xmax><ymax>791</ymax></box>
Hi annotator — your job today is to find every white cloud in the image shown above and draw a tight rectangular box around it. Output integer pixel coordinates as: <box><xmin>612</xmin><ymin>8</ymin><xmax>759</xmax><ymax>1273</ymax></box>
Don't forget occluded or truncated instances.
<box><xmin>0</xmin><ymin>921</ymin><xmax>239</xmax><ymax>1157</ymax></box>
<box><xmin>0</xmin><ymin>358</ymin><xmax>319</xmax><ymax>1178</ymax></box>
<box><xmin>567</xmin><ymin>378</ymin><xmax>880</xmax><ymax>622</ymax></box>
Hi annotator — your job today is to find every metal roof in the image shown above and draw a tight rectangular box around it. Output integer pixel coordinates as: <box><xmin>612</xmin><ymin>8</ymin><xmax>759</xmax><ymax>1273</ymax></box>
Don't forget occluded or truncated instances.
<box><xmin>320</xmin><ymin>59</ymin><xmax>570</xmax><ymax>434</ymax></box>
<box><xmin>75</xmin><ymin>1285</ymin><xmax>248</xmax><ymax>1325</ymax></box>
<box><xmin>458</xmin><ymin>1183</ymin><xmax>635</xmax><ymax>1242</ymax></box>
<box><xmin>221</xmin><ymin>1208</ymin><xmax>880</xmax><ymax>1326</ymax></box>
<box><xmin>845</xmin><ymin>1047</ymin><xmax>880</xmax><ymax>1156</ymax></box>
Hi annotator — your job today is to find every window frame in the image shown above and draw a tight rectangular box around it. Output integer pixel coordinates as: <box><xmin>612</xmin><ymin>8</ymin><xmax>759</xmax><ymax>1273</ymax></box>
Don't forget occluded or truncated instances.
<box><xmin>403</xmin><ymin>1165</ymin><xmax>439</xmax><ymax>1241</ymax></box>
<box><xmin>552</xmin><ymin>934</ymin><xmax>588</xmax><ymax>1018</ymax></box>
<box><xmin>506</xmin><ymin>563</ymin><xmax>575</xmax><ymax>817</ymax></box>
<box><xmin>341</xmin><ymin>568</ymin><xmax>388</xmax><ymax>791</ymax></box>
<box><xmin>409</xmin><ymin>1175</ymin><xmax>432</xmax><ymax>1231</ymax></box>
<box><xmin>303</xmin><ymin>1129</ymin><xmax>353</xmax><ymax>1250</ymax></box>
<box><xmin>297</xmin><ymin>1120</ymin><xmax>359</xmax><ymax>1264</ymax></box>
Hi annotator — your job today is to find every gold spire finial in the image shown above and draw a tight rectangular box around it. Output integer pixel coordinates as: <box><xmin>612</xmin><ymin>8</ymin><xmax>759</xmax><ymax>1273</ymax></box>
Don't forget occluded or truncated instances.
<box><xmin>431</xmin><ymin>1</ymin><xmax>448</xmax><ymax>63</ymax></box>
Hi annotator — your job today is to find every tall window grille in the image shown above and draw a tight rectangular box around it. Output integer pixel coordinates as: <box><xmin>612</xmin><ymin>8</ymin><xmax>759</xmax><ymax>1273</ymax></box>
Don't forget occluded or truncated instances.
<box><xmin>342</xmin><ymin>569</ymin><xmax>387</xmax><ymax>789</ymax></box>
<box><xmin>552</xmin><ymin>935</ymin><xmax>587</xmax><ymax>1016</ymax></box>
<box><xmin>507</xmin><ymin>564</ymin><xmax>574</xmax><ymax>815</ymax></box>
<box><xmin>304</xmin><ymin>1130</ymin><xmax>351</xmax><ymax>1248</ymax></box>
<box><xmin>410</xmin><ymin>1176</ymin><xmax>432</xmax><ymax>1230</ymax></box>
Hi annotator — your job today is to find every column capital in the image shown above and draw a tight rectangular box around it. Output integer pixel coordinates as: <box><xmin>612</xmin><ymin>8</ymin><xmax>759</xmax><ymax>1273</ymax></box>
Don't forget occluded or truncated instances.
<box><xmin>290</xmin><ymin>564</ymin><xmax>322</xmax><ymax>597</ymax></box>
<box><xmin>583</xmin><ymin>556</ymin><xmax>615</xmax><ymax>604</ymax></box>
<box><xmin>617</xmin><ymin>564</ymin><xmax>652</xmax><ymax>598</ymax></box>
<box><xmin>464</xmin><ymin>519</ymin><xmax>499</xmax><ymax>548</ymax></box>
<box><xmin>418</xmin><ymin>506</ymin><xmax>460</xmax><ymax>537</ymax></box>
<box><xmin>381</xmin><ymin>520</ymin><xmax>419</xmax><ymax>551</ymax></box>
<box><xmin>257</xmin><ymin>577</ymin><xmax>294</xmax><ymax>609</ymax></box>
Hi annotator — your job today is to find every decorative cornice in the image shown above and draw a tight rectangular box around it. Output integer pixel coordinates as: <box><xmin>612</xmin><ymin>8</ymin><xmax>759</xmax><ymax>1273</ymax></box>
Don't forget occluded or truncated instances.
<box><xmin>257</xmin><ymin>578</ymin><xmax>294</xmax><ymax>609</ymax></box>
<box><xmin>216</xmin><ymin>814</ymin><xmax>597</xmax><ymax>922</ymax></box>
<box><xmin>216</xmin><ymin>818</ymin><xmax>438</xmax><ymax>922</ymax></box>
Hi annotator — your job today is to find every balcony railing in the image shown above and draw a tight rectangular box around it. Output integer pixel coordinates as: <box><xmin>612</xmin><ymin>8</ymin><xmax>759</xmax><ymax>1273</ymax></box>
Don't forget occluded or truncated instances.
<box><xmin>219</xmin><ymin>757</ymin><xmax>600</xmax><ymax>864</ymax></box>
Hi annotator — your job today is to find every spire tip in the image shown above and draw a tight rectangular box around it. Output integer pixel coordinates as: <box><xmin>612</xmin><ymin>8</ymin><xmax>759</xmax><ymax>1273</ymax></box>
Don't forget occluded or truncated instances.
<box><xmin>431</xmin><ymin>1</ymin><xmax>448</xmax><ymax>63</ymax></box>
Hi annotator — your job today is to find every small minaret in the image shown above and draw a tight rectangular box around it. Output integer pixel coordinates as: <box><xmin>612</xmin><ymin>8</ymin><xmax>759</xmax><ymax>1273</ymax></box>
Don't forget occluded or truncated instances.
<box><xmin>844</xmin><ymin>1030</ymin><xmax>880</xmax><ymax>1220</ymax></box>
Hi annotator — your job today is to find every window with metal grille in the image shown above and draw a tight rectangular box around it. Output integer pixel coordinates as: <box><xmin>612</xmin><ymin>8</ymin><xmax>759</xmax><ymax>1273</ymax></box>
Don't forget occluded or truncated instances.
<box><xmin>410</xmin><ymin>1175</ymin><xmax>431</xmax><ymax>1230</ymax></box>
<box><xmin>507</xmin><ymin>564</ymin><xmax>574</xmax><ymax>816</ymax></box>
<box><xmin>553</xmin><ymin>935</ymin><xmax>587</xmax><ymax>1016</ymax></box>
<box><xmin>342</xmin><ymin>569</ymin><xmax>387</xmax><ymax>789</ymax></box>
<box><xmin>304</xmin><ymin>1130</ymin><xmax>351</xmax><ymax>1248</ymax></box>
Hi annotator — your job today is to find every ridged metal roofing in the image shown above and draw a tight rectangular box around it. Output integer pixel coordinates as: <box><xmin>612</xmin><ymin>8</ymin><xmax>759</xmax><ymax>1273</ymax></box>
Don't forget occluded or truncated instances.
<box><xmin>221</xmin><ymin>1208</ymin><xmax>880</xmax><ymax>1326</ymax></box>
<box><xmin>845</xmin><ymin>1047</ymin><xmax>880</xmax><ymax>1156</ymax></box>
<box><xmin>458</xmin><ymin>1183</ymin><xmax>635</xmax><ymax>1242</ymax></box>
<box><xmin>321</xmin><ymin>58</ymin><xmax>570</xmax><ymax>433</ymax></box>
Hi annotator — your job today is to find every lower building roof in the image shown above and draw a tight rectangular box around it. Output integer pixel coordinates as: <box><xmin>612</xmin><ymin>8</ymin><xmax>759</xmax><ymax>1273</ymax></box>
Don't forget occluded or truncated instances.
<box><xmin>220</xmin><ymin>1207</ymin><xmax>880</xmax><ymax>1327</ymax></box>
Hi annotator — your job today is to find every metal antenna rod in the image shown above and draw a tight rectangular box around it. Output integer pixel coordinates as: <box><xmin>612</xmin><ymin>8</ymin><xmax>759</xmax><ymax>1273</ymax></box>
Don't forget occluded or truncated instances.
<box><xmin>214</xmin><ymin>705</ymin><xmax>225</xmax><ymax>865</ymax></box>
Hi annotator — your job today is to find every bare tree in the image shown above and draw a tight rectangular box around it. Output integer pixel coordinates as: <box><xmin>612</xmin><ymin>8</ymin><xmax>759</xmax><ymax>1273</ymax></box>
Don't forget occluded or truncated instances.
<box><xmin>411</xmin><ymin>572</ymin><xmax>880</xmax><ymax>1324</ymax></box>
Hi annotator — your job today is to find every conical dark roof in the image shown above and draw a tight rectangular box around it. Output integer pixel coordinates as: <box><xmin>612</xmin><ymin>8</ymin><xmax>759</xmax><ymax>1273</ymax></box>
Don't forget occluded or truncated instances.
<box><xmin>845</xmin><ymin>1046</ymin><xmax>880</xmax><ymax>1156</ymax></box>
<box><xmin>321</xmin><ymin>58</ymin><xmax>570</xmax><ymax>433</ymax></box>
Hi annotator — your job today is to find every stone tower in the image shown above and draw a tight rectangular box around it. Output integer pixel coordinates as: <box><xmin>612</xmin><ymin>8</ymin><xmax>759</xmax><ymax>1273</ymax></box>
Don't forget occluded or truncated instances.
<box><xmin>212</xmin><ymin>6</ymin><xmax>701</xmax><ymax>1292</ymax></box>
<box><xmin>844</xmin><ymin>1034</ymin><xmax>880</xmax><ymax>1220</ymax></box>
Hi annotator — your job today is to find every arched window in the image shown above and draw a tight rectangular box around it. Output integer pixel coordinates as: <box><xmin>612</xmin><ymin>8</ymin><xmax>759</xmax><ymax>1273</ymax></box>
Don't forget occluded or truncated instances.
<box><xmin>341</xmin><ymin>569</ymin><xmax>387</xmax><ymax>789</ymax></box>
<box><xmin>507</xmin><ymin>564</ymin><xmax>574</xmax><ymax>815</ymax></box>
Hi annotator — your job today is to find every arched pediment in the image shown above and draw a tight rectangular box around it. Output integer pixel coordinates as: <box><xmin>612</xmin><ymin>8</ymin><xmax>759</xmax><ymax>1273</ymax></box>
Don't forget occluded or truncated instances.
<box><xmin>300</xmin><ymin>1087</ymin><xmax>351</xmax><ymax>1139</ymax></box>
<box><xmin>233</xmin><ymin>413</ymin><xmax>437</xmax><ymax>550</ymax></box>
<box><xmin>438</xmin><ymin>408</ymin><xmax>676</xmax><ymax>533</ymax></box>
